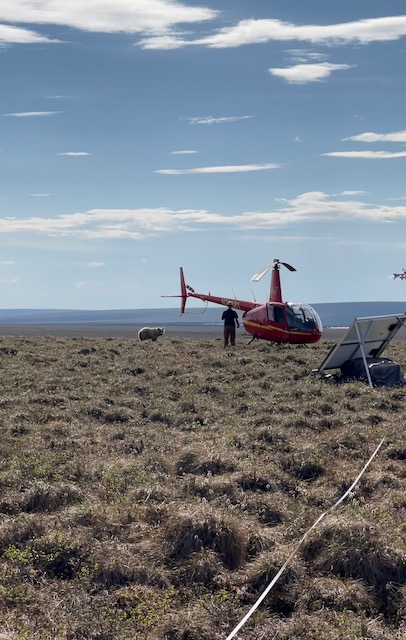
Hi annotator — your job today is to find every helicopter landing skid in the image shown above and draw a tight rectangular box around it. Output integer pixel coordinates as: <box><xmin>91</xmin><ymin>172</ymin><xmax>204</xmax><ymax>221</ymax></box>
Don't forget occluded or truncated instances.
<box><xmin>245</xmin><ymin>336</ymin><xmax>291</xmax><ymax>348</ymax></box>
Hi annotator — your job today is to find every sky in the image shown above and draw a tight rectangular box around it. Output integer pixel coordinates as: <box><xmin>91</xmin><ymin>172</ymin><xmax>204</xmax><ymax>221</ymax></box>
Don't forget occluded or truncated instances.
<box><xmin>1</xmin><ymin>0</ymin><xmax>406</xmax><ymax>310</ymax></box>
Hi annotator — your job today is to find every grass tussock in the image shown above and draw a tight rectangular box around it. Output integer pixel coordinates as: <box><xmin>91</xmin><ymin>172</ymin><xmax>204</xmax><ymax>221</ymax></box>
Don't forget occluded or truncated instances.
<box><xmin>164</xmin><ymin>506</ymin><xmax>247</xmax><ymax>570</ymax></box>
<box><xmin>0</xmin><ymin>334</ymin><xmax>404</xmax><ymax>639</ymax></box>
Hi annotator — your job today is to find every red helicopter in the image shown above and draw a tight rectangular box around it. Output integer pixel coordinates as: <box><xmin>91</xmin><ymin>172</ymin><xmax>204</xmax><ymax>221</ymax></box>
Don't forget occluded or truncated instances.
<box><xmin>164</xmin><ymin>259</ymin><xmax>323</xmax><ymax>345</ymax></box>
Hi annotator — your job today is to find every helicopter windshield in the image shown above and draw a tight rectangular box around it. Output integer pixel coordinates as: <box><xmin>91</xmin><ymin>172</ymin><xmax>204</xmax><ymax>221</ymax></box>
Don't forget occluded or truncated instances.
<box><xmin>286</xmin><ymin>303</ymin><xmax>323</xmax><ymax>332</ymax></box>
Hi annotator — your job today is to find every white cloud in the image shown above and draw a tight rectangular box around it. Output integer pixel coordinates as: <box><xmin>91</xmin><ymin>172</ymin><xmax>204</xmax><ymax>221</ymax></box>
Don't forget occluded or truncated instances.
<box><xmin>185</xmin><ymin>115</ymin><xmax>253</xmax><ymax>125</ymax></box>
<box><xmin>0</xmin><ymin>1</ymin><xmax>216</xmax><ymax>35</ymax></box>
<box><xmin>3</xmin><ymin>111</ymin><xmax>60</xmax><ymax>117</ymax></box>
<box><xmin>75</xmin><ymin>281</ymin><xmax>86</xmax><ymax>288</ymax></box>
<box><xmin>0</xmin><ymin>23</ymin><xmax>59</xmax><ymax>45</ymax></box>
<box><xmin>0</xmin><ymin>276</ymin><xmax>19</xmax><ymax>284</ymax></box>
<box><xmin>171</xmin><ymin>150</ymin><xmax>197</xmax><ymax>155</ymax></box>
<box><xmin>0</xmin><ymin>193</ymin><xmax>405</xmax><ymax>241</ymax></box>
<box><xmin>45</xmin><ymin>95</ymin><xmax>76</xmax><ymax>99</ymax></box>
<box><xmin>138</xmin><ymin>35</ymin><xmax>187</xmax><ymax>50</ymax></box>
<box><xmin>323</xmin><ymin>151</ymin><xmax>406</xmax><ymax>159</ymax></box>
<box><xmin>339</xmin><ymin>190</ymin><xmax>367</xmax><ymax>196</ymax></box>
<box><xmin>87</xmin><ymin>261</ymin><xmax>104</xmax><ymax>268</ymax></box>
<box><xmin>343</xmin><ymin>130</ymin><xmax>406</xmax><ymax>143</ymax></box>
<box><xmin>28</xmin><ymin>193</ymin><xmax>50</xmax><ymax>197</ymax></box>
<box><xmin>269</xmin><ymin>62</ymin><xmax>351</xmax><ymax>84</ymax></box>
<box><xmin>57</xmin><ymin>152</ymin><xmax>91</xmax><ymax>156</ymax></box>
<box><xmin>138</xmin><ymin>15</ymin><xmax>406</xmax><ymax>49</ymax></box>
<box><xmin>3</xmin><ymin>6</ymin><xmax>406</xmax><ymax>53</ymax></box>
<box><xmin>284</xmin><ymin>49</ymin><xmax>327</xmax><ymax>64</ymax></box>
<box><xmin>155</xmin><ymin>163</ymin><xmax>280</xmax><ymax>174</ymax></box>
<box><xmin>0</xmin><ymin>260</ymin><xmax>15</xmax><ymax>265</ymax></box>
<box><xmin>255</xmin><ymin>191</ymin><xmax>406</xmax><ymax>224</ymax></box>
<box><xmin>177</xmin><ymin>15</ymin><xmax>406</xmax><ymax>49</ymax></box>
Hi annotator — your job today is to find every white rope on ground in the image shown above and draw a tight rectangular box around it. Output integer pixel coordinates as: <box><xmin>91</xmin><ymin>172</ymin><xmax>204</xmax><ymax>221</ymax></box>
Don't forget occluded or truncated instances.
<box><xmin>225</xmin><ymin>437</ymin><xmax>386</xmax><ymax>640</ymax></box>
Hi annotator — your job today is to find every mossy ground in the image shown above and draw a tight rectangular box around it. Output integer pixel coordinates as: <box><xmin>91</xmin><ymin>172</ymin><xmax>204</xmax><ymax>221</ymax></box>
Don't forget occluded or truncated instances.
<box><xmin>0</xmin><ymin>335</ymin><xmax>404</xmax><ymax>639</ymax></box>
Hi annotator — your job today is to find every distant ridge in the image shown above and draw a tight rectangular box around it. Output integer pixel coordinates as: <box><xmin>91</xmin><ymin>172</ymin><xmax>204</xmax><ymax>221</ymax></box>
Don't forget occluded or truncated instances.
<box><xmin>0</xmin><ymin>302</ymin><xmax>404</xmax><ymax>328</ymax></box>
<box><xmin>313</xmin><ymin>301</ymin><xmax>406</xmax><ymax>328</ymax></box>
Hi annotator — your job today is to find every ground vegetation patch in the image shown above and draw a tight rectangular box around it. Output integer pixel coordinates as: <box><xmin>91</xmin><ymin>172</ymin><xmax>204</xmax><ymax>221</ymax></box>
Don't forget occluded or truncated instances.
<box><xmin>0</xmin><ymin>335</ymin><xmax>404</xmax><ymax>639</ymax></box>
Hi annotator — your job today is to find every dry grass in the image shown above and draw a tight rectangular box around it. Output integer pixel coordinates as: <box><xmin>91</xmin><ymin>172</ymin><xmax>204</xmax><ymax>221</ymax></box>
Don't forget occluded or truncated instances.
<box><xmin>0</xmin><ymin>334</ymin><xmax>404</xmax><ymax>639</ymax></box>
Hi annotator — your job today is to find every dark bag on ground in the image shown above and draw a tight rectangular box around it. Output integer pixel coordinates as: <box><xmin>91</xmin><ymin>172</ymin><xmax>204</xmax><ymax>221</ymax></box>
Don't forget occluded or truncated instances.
<box><xmin>340</xmin><ymin>357</ymin><xmax>403</xmax><ymax>387</ymax></box>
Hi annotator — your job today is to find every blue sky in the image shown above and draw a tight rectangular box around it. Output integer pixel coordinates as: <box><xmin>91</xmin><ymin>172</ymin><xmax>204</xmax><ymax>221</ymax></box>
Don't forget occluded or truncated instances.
<box><xmin>1</xmin><ymin>0</ymin><xmax>406</xmax><ymax>310</ymax></box>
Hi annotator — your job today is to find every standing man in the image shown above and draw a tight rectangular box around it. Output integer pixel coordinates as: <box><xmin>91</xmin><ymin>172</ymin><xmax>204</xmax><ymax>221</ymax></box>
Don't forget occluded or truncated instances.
<box><xmin>222</xmin><ymin>301</ymin><xmax>240</xmax><ymax>347</ymax></box>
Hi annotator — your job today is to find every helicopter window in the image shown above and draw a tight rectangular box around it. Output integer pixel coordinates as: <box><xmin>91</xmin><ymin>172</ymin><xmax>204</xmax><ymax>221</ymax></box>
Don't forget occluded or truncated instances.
<box><xmin>285</xmin><ymin>307</ymin><xmax>304</xmax><ymax>330</ymax></box>
<box><xmin>274</xmin><ymin>307</ymin><xmax>285</xmax><ymax>323</ymax></box>
<box><xmin>268</xmin><ymin>305</ymin><xmax>284</xmax><ymax>323</ymax></box>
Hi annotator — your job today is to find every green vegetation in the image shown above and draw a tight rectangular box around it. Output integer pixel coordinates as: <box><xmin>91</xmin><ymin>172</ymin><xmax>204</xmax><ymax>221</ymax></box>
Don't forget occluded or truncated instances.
<box><xmin>0</xmin><ymin>335</ymin><xmax>404</xmax><ymax>639</ymax></box>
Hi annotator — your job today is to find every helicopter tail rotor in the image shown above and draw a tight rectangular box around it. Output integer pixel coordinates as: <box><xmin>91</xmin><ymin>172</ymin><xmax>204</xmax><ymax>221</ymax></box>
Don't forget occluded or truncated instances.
<box><xmin>161</xmin><ymin>266</ymin><xmax>188</xmax><ymax>315</ymax></box>
<box><xmin>179</xmin><ymin>267</ymin><xmax>188</xmax><ymax>314</ymax></box>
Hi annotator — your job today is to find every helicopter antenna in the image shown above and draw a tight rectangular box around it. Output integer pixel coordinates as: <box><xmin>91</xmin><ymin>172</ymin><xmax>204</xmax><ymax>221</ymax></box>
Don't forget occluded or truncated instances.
<box><xmin>251</xmin><ymin>287</ymin><xmax>257</xmax><ymax>302</ymax></box>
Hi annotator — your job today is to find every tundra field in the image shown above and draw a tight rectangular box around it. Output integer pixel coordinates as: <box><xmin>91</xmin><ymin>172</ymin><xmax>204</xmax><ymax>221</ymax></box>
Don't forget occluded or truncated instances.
<box><xmin>0</xmin><ymin>333</ymin><xmax>404</xmax><ymax>640</ymax></box>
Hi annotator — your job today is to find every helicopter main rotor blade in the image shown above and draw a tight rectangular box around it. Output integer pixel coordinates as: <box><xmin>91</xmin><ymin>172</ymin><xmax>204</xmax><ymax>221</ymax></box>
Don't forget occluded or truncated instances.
<box><xmin>250</xmin><ymin>263</ymin><xmax>274</xmax><ymax>282</ymax></box>
<box><xmin>281</xmin><ymin>262</ymin><xmax>296</xmax><ymax>272</ymax></box>
<box><xmin>251</xmin><ymin>259</ymin><xmax>296</xmax><ymax>281</ymax></box>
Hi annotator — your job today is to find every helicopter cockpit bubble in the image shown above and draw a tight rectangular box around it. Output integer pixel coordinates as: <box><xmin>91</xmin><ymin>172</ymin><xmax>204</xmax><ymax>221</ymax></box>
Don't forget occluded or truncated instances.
<box><xmin>286</xmin><ymin>303</ymin><xmax>323</xmax><ymax>332</ymax></box>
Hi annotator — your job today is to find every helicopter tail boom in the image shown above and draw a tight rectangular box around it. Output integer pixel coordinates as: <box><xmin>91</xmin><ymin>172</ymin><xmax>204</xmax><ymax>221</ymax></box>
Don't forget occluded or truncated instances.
<box><xmin>163</xmin><ymin>267</ymin><xmax>266</xmax><ymax>315</ymax></box>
